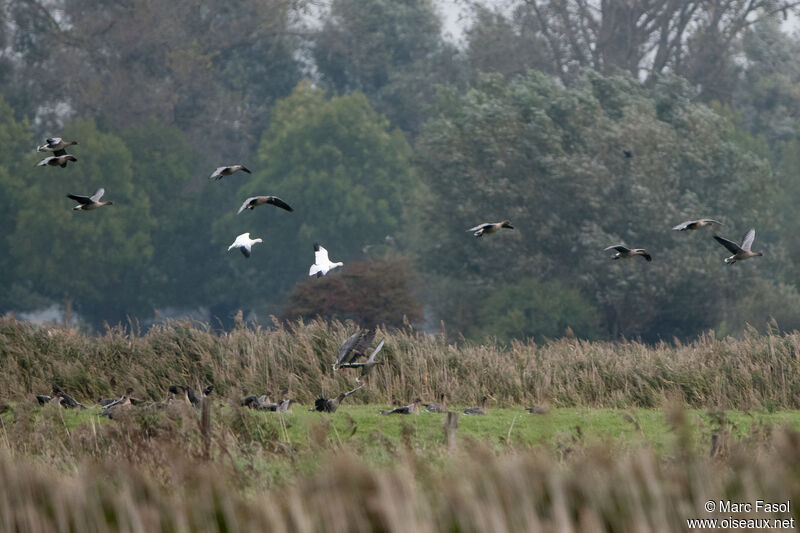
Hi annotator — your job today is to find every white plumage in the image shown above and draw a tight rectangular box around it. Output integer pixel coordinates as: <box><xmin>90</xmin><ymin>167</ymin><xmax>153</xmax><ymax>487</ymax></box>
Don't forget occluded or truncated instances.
<box><xmin>309</xmin><ymin>243</ymin><xmax>343</xmax><ymax>277</ymax></box>
<box><xmin>228</xmin><ymin>232</ymin><xmax>262</xmax><ymax>258</ymax></box>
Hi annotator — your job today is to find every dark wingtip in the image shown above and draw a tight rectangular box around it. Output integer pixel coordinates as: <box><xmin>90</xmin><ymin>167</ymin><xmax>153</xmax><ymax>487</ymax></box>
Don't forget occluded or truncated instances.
<box><xmin>242</xmin><ymin>167</ymin><xmax>252</xmax><ymax>173</ymax></box>
<box><xmin>313</xmin><ymin>242</ymin><xmax>320</xmax><ymax>251</ymax></box>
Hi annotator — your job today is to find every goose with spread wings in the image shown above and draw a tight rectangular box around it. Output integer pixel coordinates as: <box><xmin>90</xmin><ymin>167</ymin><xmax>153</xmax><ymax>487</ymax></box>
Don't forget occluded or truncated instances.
<box><xmin>228</xmin><ymin>232</ymin><xmax>262</xmax><ymax>258</ymax></box>
<box><xmin>236</xmin><ymin>196</ymin><xmax>293</xmax><ymax>214</ymax></box>
<box><xmin>467</xmin><ymin>220</ymin><xmax>514</xmax><ymax>237</ymax></box>
<box><xmin>67</xmin><ymin>188</ymin><xmax>112</xmax><ymax>211</ymax></box>
<box><xmin>672</xmin><ymin>218</ymin><xmax>722</xmax><ymax>231</ymax></box>
<box><xmin>209</xmin><ymin>165</ymin><xmax>251</xmax><ymax>180</ymax></box>
<box><xmin>36</xmin><ymin>154</ymin><xmax>77</xmax><ymax>168</ymax></box>
<box><xmin>713</xmin><ymin>228</ymin><xmax>763</xmax><ymax>264</ymax></box>
<box><xmin>604</xmin><ymin>245</ymin><xmax>651</xmax><ymax>262</ymax></box>
<box><xmin>37</xmin><ymin>137</ymin><xmax>78</xmax><ymax>154</ymax></box>
<box><xmin>309</xmin><ymin>243</ymin><xmax>342</xmax><ymax>277</ymax></box>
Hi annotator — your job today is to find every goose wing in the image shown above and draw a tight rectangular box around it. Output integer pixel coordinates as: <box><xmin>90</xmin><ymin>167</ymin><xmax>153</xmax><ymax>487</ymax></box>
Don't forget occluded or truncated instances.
<box><xmin>701</xmin><ymin>219</ymin><xmax>722</xmax><ymax>225</ymax></box>
<box><xmin>239</xmin><ymin>246</ymin><xmax>251</xmax><ymax>258</ymax></box>
<box><xmin>314</xmin><ymin>243</ymin><xmax>330</xmax><ymax>264</ymax></box>
<box><xmin>713</xmin><ymin>235</ymin><xmax>743</xmax><ymax>254</ymax></box>
<box><xmin>672</xmin><ymin>220</ymin><xmax>694</xmax><ymax>231</ymax></box>
<box><xmin>366</xmin><ymin>340</ymin><xmax>385</xmax><ymax>363</ymax></box>
<box><xmin>35</xmin><ymin>157</ymin><xmax>54</xmax><ymax>167</ymax></box>
<box><xmin>46</xmin><ymin>137</ymin><xmax>62</xmax><ymax>145</ymax></box>
<box><xmin>740</xmin><ymin>228</ymin><xmax>756</xmax><ymax>251</ymax></box>
<box><xmin>467</xmin><ymin>223</ymin><xmax>490</xmax><ymax>232</ymax></box>
<box><xmin>209</xmin><ymin>167</ymin><xmax>226</xmax><ymax>179</ymax></box>
<box><xmin>90</xmin><ymin>188</ymin><xmax>105</xmax><ymax>202</ymax></box>
<box><xmin>237</xmin><ymin>197</ymin><xmax>258</xmax><ymax>214</ymax></box>
<box><xmin>67</xmin><ymin>193</ymin><xmax>93</xmax><ymax>205</ymax></box>
<box><xmin>604</xmin><ymin>244</ymin><xmax>630</xmax><ymax>253</ymax></box>
<box><xmin>337</xmin><ymin>330</ymin><xmax>363</xmax><ymax>365</ymax></box>
<box><xmin>266</xmin><ymin>196</ymin><xmax>293</xmax><ymax>212</ymax></box>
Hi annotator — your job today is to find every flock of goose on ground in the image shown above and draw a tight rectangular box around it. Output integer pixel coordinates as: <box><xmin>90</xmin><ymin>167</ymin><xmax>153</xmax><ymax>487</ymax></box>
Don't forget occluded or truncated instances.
<box><xmin>32</xmin><ymin>137</ymin><xmax>763</xmax><ymax>419</ymax></box>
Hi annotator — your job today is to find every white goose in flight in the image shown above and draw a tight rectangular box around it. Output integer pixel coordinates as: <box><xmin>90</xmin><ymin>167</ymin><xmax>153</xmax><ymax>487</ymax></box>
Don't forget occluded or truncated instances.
<box><xmin>228</xmin><ymin>232</ymin><xmax>262</xmax><ymax>258</ymax></box>
<box><xmin>309</xmin><ymin>243</ymin><xmax>343</xmax><ymax>277</ymax></box>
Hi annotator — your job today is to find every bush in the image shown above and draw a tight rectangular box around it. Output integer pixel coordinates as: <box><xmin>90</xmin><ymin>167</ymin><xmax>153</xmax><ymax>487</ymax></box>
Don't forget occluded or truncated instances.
<box><xmin>471</xmin><ymin>277</ymin><xmax>603</xmax><ymax>342</ymax></box>
<box><xmin>281</xmin><ymin>257</ymin><xmax>423</xmax><ymax>329</ymax></box>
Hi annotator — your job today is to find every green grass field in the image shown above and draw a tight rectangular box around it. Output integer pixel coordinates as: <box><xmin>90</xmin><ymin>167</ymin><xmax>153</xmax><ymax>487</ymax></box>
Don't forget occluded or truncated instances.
<box><xmin>2</xmin><ymin>318</ymin><xmax>800</xmax><ymax>531</ymax></box>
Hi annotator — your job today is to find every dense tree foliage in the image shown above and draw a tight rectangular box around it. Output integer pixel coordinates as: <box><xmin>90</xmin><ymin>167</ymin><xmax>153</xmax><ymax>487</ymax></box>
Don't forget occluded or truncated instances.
<box><xmin>282</xmin><ymin>257</ymin><xmax>423</xmax><ymax>329</ymax></box>
<box><xmin>0</xmin><ymin>0</ymin><xmax>799</xmax><ymax>341</ymax></box>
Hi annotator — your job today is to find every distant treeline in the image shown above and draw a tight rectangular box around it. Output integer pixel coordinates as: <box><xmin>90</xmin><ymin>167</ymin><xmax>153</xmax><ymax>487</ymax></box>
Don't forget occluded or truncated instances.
<box><xmin>2</xmin><ymin>1</ymin><xmax>800</xmax><ymax>342</ymax></box>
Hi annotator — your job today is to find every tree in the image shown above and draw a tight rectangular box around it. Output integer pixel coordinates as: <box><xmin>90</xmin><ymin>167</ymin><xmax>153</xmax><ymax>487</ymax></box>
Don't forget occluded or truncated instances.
<box><xmin>11</xmin><ymin>118</ymin><xmax>155</xmax><ymax>326</ymax></box>
<box><xmin>282</xmin><ymin>257</ymin><xmax>423</xmax><ymax>329</ymax></box>
<box><xmin>206</xmin><ymin>81</ymin><xmax>422</xmax><ymax>320</ymax></box>
<box><xmin>312</xmin><ymin>0</ymin><xmax>463</xmax><ymax>132</ymax></box>
<box><xmin>463</xmin><ymin>0</ymin><xmax>799</xmax><ymax>100</ymax></box>
<box><xmin>415</xmin><ymin>71</ymin><xmax>775</xmax><ymax>341</ymax></box>
<box><xmin>471</xmin><ymin>278</ymin><xmax>602</xmax><ymax>342</ymax></box>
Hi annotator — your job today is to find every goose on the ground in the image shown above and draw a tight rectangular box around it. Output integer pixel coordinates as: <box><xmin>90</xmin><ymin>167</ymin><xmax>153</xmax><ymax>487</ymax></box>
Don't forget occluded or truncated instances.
<box><xmin>381</xmin><ymin>398</ymin><xmax>421</xmax><ymax>415</ymax></box>
<box><xmin>467</xmin><ymin>220</ymin><xmax>514</xmax><ymax>237</ymax></box>
<box><xmin>36</xmin><ymin>155</ymin><xmax>77</xmax><ymax>168</ymax></box>
<box><xmin>424</xmin><ymin>393</ymin><xmax>447</xmax><ymax>413</ymax></box>
<box><xmin>713</xmin><ymin>228</ymin><xmax>763</xmax><ymax>264</ymax></box>
<box><xmin>228</xmin><ymin>232</ymin><xmax>262</xmax><ymax>258</ymax></box>
<box><xmin>37</xmin><ymin>137</ymin><xmax>77</xmax><ymax>153</ymax></box>
<box><xmin>52</xmin><ymin>386</ymin><xmax>87</xmax><ymax>409</ymax></box>
<box><xmin>68</xmin><ymin>188</ymin><xmax>113</xmax><ymax>211</ymax></box>
<box><xmin>310</xmin><ymin>385</ymin><xmax>363</xmax><ymax>413</ymax></box>
<box><xmin>464</xmin><ymin>395</ymin><xmax>494</xmax><ymax>415</ymax></box>
<box><xmin>672</xmin><ymin>219</ymin><xmax>722</xmax><ymax>231</ymax></box>
<box><xmin>209</xmin><ymin>165</ymin><xmax>251</xmax><ymax>180</ymax></box>
<box><xmin>604</xmin><ymin>245</ymin><xmax>651</xmax><ymax>262</ymax></box>
<box><xmin>309</xmin><ymin>243</ymin><xmax>343</xmax><ymax>277</ymax></box>
<box><xmin>237</xmin><ymin>196</ymin><xmax>293</xmax><ymax>214</ymax></box>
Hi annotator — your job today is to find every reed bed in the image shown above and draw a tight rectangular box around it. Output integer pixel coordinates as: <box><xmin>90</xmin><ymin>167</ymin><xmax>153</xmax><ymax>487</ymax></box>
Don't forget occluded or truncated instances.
<box><xmin>1</xmin><ymin>316</ymin><xmax>800</xmax><ymax>409</ymax></box>
<box><xmin>0</xmin><ymin>418</ymin><xmax>798</xmax><ymax>533</ymax></box>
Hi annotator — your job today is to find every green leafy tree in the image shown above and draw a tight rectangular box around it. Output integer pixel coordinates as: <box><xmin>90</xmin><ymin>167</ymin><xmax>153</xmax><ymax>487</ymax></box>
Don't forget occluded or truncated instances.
<box><xmin>207</xmin><ymin>81</ymin><xmax>421</xmax><ymax>320</ymax></box>
<box><xmin>471</xmin><ymin>278</ymin><xmax>602</xmax><ymax>342</ymax></box>
<box><xmin>312</xmin><ymin>0</ymin><xmax>463</xmax><ymax>132</ymax></box>
<box><xmin>11</xmin><ymin>118</ymin><xmax>155</xmax><ymax>326</ymax></box>
<box><xmin>416</xmin><ymin>71</ymin><xmax>775</xmax><ymax>341</ymax></box>
<box><xmin>0</xmin><ymin>95</ymin><xmax>36</xmax><ymax>311</ymax></box>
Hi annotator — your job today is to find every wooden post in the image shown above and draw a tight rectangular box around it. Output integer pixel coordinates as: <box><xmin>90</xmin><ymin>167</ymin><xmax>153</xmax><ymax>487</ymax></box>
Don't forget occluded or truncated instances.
<box><xmin>201</xmin><ymin>397</ymin><xmax>211</xmax><ymax>460</ymax></box>
<box><xmin>443</xmin><ymin>411</ymin><xmax>458</xmax><ymax>452</ymax></box>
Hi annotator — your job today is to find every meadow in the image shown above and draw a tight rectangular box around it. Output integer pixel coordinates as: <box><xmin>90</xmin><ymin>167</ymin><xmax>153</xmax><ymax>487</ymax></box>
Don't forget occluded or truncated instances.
<box><xmin>1</xmin><ymin>316</ymin><xmax>800</xmax><ymax>531</ymax></box>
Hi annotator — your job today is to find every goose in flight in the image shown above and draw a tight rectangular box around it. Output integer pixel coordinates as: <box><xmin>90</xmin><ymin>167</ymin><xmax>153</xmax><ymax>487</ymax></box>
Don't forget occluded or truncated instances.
<box><xmin>36</xmin><ymin>154</ymin><xmax>77</xmax><ymax>168</ymax></box>
<box><xmin>37</xmin><ymin>137</ymin><xmax>78</xmax><ymax>154</ymax></box>
<box><xmin>237</xmin><ymin>196</ymin><xmax>293</xmax><ymax>214</ymax></box>
<box><xmin>333</xmin><ymin>329</ymin><xmax>375</xmax><ymax>369</ymax></box>
<box><xmin>209</xmin><ymin>165</ymin><xmax>251</xmax><ymax>180</ymax></box>
<box><xmin>713</xmin><ymin>228</ymin><xmax>763</xmax><ymax>264</ymax></box>
<box><xmin>338</xmin><ymin>340</ymin><xmax>386</xmax><ymax>383</ymax></box>
<box><xmin>672</xmin><ymin>219</ymin><xmax>722</xmax><ymax>231</ymax></box>
<box><xmin>467</xmin><ymin>220</ymin><xmax>514</xmax><ymax>237</ymax></box>
<box><xmin>67</xmin><ymin>188</ymin><xmax>113</xmax><ymax>211</ymax></box>
<box><xmin>604</xmin><ymin>245</ymin><xmax>651</xmax><ymax>262</ymax></box>
<box><xmin>228</xmin><ymin>232</ymin><xmax>262</xmax><ymax>258</ymax></box>
<box><xmin>309</xmin><ymin>243</ymin><xmax>343</xmax><ymax>277</ymax></box>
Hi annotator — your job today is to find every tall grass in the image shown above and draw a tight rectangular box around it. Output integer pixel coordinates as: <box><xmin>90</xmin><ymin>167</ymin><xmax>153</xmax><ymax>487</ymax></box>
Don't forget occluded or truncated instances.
<box><xmin>1</xmin><ymin>316</ymin><xmax>799</xmax><ymax>408</ymax></box>
<box><xmin>1</xmin><ymin>419</ymin><xmax>798</xmax><ymax>532</ymax></box>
